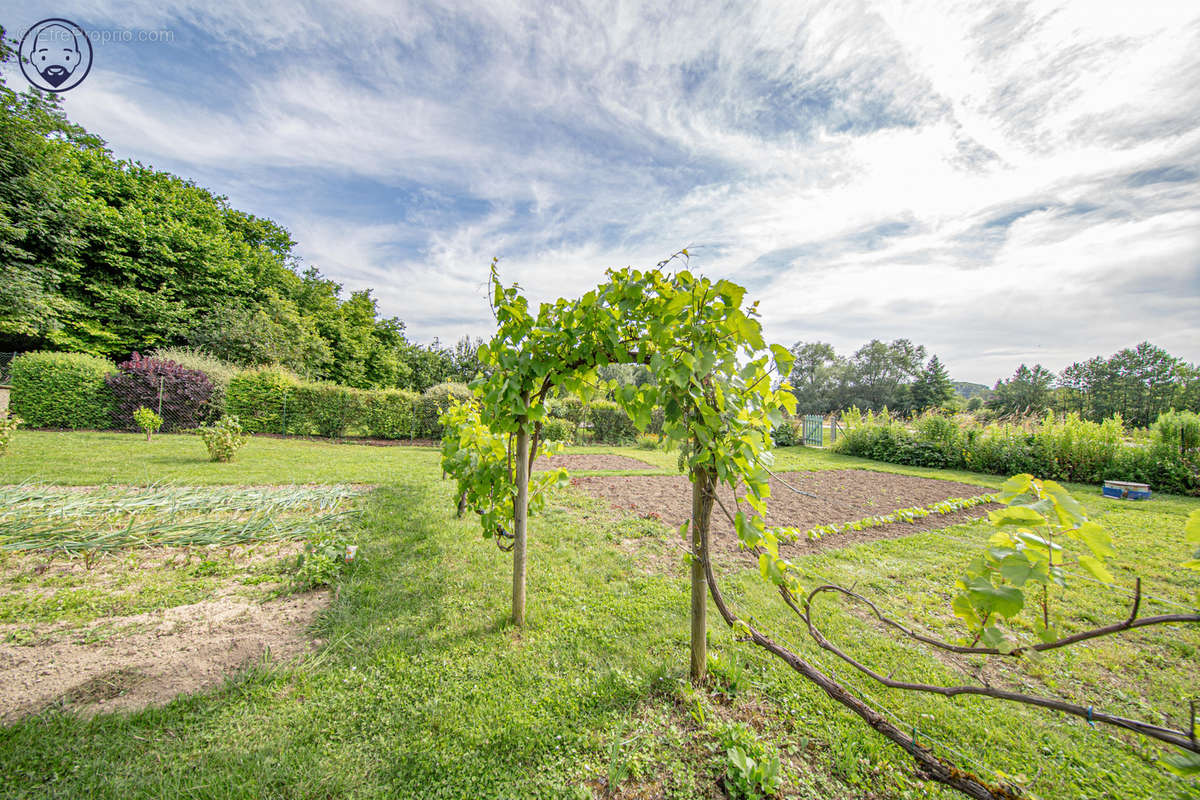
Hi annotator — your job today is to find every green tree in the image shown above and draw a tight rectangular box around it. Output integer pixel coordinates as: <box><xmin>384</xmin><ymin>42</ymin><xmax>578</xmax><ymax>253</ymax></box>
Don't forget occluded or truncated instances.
<box><xmin>910</xmin><ymin>355</ymin><xmax>954</xmax><ymax>412</ymax></box>
<box><xmin>847</xmin><ymin>338</ymin><xmax>926</xmax><ymax>412</ymax></box>
<box><xmin>785</xmin><ymin>341</ymin><xmax>846</xmax><ymax>413</ymax></box>
<box><xmin>989</xmin><ymin>364</ymin><xmax>1056</xmax><ymax>415</ymax></box>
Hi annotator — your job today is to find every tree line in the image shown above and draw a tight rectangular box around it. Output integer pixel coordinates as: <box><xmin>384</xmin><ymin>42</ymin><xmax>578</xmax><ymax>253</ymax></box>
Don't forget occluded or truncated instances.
<box><xmin>989</xmin><ymin>342</ymin><xmax>1200</xmax><ymax>427</ymax></box>
<box><xmin>0</xmin><ymin>30</ymin><xmax>478</xmax><ymax>392</ymax></box>
<box><xmin>785</xmin><ymin>336</ymin><xmax>1200</xmax><ymax>428</ymax></box>
<box><xmin>783</xmin><ymin>339</ymin><xmax>954</xmax><ymax>415</ymax></box>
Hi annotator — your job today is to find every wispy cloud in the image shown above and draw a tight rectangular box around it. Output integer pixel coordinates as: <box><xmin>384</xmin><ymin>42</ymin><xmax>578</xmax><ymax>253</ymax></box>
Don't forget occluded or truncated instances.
<box><xmin>6</xmin><ymin>0</ymin><xmax>1198</xmax><ymax>382</ymax></box>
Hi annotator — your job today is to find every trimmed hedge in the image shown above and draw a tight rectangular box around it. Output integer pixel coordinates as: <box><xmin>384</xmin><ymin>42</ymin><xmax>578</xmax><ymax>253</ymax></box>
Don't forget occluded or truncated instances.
<box><xmin>589</xmin><ymin>400</ymin><xmax>638</xmax><ymax>444</ymax></box>
<box><xmin>415</xmin><ymin>383</ymin><xmax>473</xmax><ymax>439</ymax></box>
<box><xmin>10</xmin><ymin>351</ymin><xmax>116</xmax><ymax>429</ymax></box>
<box><xmin>226</xmin><ymin>368</ymin><xmax>300</xmax><ymax>434</ymax></box>
<box><xmin>364</xmin><ymin>389</ymin><xmax>419</xmax><ymax>439</ymax></box>
<box><xmin>290</xmin><ymin>382</ymin><xmax>367</xmax><ymax>438</ymax></box>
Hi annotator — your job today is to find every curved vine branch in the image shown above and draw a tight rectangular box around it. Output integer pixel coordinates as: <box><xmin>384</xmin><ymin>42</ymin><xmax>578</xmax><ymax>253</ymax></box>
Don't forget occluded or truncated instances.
<box><xmin>803</xmin><ymin>584</ymin><xmax>1200</xmax><ymax>752</ymax></box>
<box><xmin>695</xmin><ymin>520</ymin><xmax>1019</xmax><ymax>799</ymax></box>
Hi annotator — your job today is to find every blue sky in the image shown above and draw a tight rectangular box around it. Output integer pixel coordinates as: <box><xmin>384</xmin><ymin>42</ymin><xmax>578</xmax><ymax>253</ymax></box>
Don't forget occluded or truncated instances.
<box><xmin>4</xmin><ymin>1</ymin><xmax>1199</xmax><ymax>383</ymax></box>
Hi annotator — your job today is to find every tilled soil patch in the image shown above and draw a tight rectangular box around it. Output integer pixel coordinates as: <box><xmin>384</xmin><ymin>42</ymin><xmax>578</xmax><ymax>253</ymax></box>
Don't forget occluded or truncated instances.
<box><xmin>0</xmin><ymin>591</ymin><xmax>328</xmax><ymax>722</ymax></box>
<box><xmin>572</xmin><ymin>469</ymin><xmax>997</xmax><ymax>559</ymax></box>
<box><xmin>534</xmin><ymin>454</ymin><xmax>657</xmax><ymax>471</ymax></box>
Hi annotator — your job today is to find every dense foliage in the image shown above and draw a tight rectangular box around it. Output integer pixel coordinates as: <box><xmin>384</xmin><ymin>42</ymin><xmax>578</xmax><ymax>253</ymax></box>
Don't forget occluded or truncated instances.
<box><xmin>106</xmin><ymin>352</ymin><xmax>214</xmax><ymax>431</ymax></box>
<box><xmin>834</xmin><ymin>408</ymin><xmax>1200</xmax><ymax>495</ymax></box>
<box><xmin>785</xmin><ymin>339</ymin><xmax>949</xmax><ymax>414</ymax></box>
<box><xmin>0</xmin><ymin>39</ymin><xmax>477</xmax><ymax>392</ymax></box>
<box><xmin>1056</xmin><ymin>342</ymin><xmax>1200</xmax><ymax>427</ymax></box>
<box><xmin>0</xmin><ymin>410</ymin><xmax>19</xmax><ymax>454</ymax></box>
<box><xmin>197</xmin><ymin>415</ymin><xmax>249</xmax><ymax>462</ymax></box>
<box><xmin>9</xmin><ymin>351</ymin><xmax>115</xmax><ymax>429</ymax></box>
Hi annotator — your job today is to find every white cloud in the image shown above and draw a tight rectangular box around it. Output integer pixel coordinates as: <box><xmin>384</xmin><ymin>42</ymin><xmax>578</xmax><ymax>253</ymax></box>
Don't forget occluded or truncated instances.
<box><xmin>9</xmin><ymin>0</ymin><xmax>1198</xmax><ymax>382</ymax></box>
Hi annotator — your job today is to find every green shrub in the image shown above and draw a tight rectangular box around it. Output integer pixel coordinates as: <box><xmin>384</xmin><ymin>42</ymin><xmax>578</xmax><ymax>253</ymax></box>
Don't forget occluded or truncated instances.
<box><xmin>771</xmin><ymin>418</ymin><xmax>803</xmax><ymax>447</ymax></box>
<box><xmin>539</xmin><ymin>417</ymin><xmax>575</xmax><ymax>443</ymax></box>
<box><xmin>133</xmin><ymin>406</ymin><xmax>163</xmax><ymax>441</ymax></box>
<box><xmin>0</xmin><ymin>410</ymin><xmax>21</xmax><ymax>455</ymax></box>
<box><xmin>547</xmin><ymin>396</ymin><xmax>586</xmax><ymax>425</ymax></box>
<box><xmin>635</xmin><ymin>433</ymin><xmax>659</xmax><ymax>450</ymax></box>
<box><xmin>226</xmin><ymin>367</ymin><xmax>300</xmax><ymax>433</ymax></box>
<box><xmin>1154</xmin><ymin>410</ymin><xmax>1200</xmax><ymax>456</ymax></box>
<box><xmin>290</xmin><ymin>382</ymin><xmax>367</xmax><ymax>438</ymax></box>
<box><xmin>10</xmin><ymin>351</ymin><xmax>116</xmax><ymax>429</ymax></box>
<box><xmin>415</xmin><ymin>382</ymin><xmax>473</xmax><ymax>439</ymax></box>
<box><xmin>198</xmin><ymin>415</ymin><xmax>249</xmax><ymax>462</ymax></box>
<box><xmin>292</xmin><ymin>528</ymin><xmax>359</xmax><ymax>591</ymax></box>
<box><xmin>835</xmin><ymin>408</ymin><xmax>1199</xmax><ymax>495</ymax></box>
<box><xmin>364</xmin><ymin>389</ymin><xmax>419</xmax><ymax>439</ymax></box>
<box><xmin>588</xmin><ymin>400</ymin><xmax>637</xmax><ymax>444</ymax></box>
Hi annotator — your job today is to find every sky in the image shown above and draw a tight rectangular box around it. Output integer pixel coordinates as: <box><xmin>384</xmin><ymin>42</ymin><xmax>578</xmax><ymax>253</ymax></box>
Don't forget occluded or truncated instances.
<box><xmin>3</xmin><ymin>1</ymin><xmax>1199</xmax><ymax>384</ymax></box>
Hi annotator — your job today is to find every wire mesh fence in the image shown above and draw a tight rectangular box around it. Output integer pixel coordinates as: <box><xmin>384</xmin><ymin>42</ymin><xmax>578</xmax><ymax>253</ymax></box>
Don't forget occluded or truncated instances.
<box><xmin>105</xmin><ymin>373</ymin><xmax>219</xmax><ymax>434</ymax></box>
<box><xmin>0</xmin><ymin>352</ymin><xmax>15</xmax><ymax>385</ymax></box>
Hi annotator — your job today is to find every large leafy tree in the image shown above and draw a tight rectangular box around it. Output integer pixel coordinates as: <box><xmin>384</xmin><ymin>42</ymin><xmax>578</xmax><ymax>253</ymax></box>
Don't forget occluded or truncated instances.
<box><xmin>0</xmin><ymin>34</ymin><xmax>439</xmax><ymax>389</ymax></box>
<box><xmin>988</xmin><ymin>364</ymin><xmax>1056</xmax><ymax>415</ymax></box>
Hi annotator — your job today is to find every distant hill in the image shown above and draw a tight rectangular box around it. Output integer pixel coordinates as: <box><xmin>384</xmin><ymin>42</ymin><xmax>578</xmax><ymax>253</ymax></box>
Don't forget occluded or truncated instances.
<box><xmin>953</xmin><ymin>381</ymin><xmax>992</xmax><ymax>400</ymax></box>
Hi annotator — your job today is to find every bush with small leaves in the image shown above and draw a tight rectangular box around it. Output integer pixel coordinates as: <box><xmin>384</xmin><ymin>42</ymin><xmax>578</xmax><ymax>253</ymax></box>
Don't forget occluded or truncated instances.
<box><xmin>292</xmin><ymin>528</ymin><xmax>359</xmax><ymax>591</ymax></box>
<box><xmin>198</xmin><ymin>415</ymin><xmax>249</xmax><ymax>462</ymax></box>
<box><xmin>133</xmin><ymin>406</ymin><xmax>163</xmax><ymax>441</ymax></box>
<box><xmin>0</xmin><ymin>411</ymin><xmax>21</xmax><ymax>455</ymax></box>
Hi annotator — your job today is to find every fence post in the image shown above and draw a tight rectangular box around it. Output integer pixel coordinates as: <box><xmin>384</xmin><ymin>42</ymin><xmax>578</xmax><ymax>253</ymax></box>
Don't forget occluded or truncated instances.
<box><xmin>158</xmin><ymin>376</ymin><xmax>164</xmax><ymax>419</ymax></box>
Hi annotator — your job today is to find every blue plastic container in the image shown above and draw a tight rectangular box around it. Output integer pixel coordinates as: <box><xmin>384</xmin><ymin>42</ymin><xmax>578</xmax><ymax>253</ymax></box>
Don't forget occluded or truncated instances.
<box><xmin>1102</xmin><ymin>481</ymin><xmax>1151</xmax><ymax>501</ymax></box>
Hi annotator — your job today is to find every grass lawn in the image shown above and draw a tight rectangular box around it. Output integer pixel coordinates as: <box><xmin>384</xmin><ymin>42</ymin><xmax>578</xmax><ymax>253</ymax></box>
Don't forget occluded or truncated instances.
<box><xmin>1</xmin><ymin>431</ymin><xmax>1197</xmax><ymax>799</ymax></box>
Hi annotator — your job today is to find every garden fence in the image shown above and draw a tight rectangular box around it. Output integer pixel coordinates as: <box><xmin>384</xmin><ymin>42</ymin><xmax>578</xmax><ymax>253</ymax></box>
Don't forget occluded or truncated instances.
<box><xmin>0</xmin><ymin>352</ymin><xmax>14</xmax><ymax>385</ymax></box>
<box><xmin>106</xmin><ymin>374</ymin><xmax>212</xmax><ymax>433</ymax></box>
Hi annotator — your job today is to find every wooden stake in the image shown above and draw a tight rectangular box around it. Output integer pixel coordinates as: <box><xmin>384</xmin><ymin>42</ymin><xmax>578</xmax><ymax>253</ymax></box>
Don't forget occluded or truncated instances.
<box><xmin>512</xmin><ymin>417</ymin><xmax>530</xmax><ymax>627</ymax></box>
<box><xmin>690</xmin><ymin>468</ymin><xmax>714</xmax><ymax>683</ymax></box>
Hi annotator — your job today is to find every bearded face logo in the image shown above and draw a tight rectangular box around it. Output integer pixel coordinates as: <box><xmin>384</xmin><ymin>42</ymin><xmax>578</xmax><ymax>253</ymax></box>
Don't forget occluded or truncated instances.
<box><xmin>33</xmin><ymin>25</ymin><xmax>80</xmax><ymax>87</ymax></box>
<box><xmin>19</xmin><ymin>19</ymin><xmax>93</xmax><ymax>93</ymax></box>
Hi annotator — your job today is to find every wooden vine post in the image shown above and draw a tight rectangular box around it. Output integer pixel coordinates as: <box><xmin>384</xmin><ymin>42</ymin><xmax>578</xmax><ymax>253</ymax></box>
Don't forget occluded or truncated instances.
<box><xmin>690</xmin><ymin>466</ymin><xmax>715</xmax><ymax>683</ymax></box>
<box><xmin>512</xmin><ymin>407</ymin><xmax>530</xmax><ymax>626</ymax></box>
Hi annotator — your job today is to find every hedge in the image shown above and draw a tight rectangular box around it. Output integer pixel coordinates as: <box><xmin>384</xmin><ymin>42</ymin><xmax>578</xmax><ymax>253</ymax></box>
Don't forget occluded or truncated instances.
<box><xmin>226</xmin><ymin>368</ymin><xmax>300</xmax><ymax>434</ymax></box>
<box><xmin>289</xmin><ymin>382</ymin><xmax>367</xmax><ymax>438</ymax></box>
<box><xmin>415</xmin><ymin>383</ymin><xmax>473</xmax><ymax>439</ymax></box>
<box><xmin>588</xmin><ymin>400</ymin><xmax>638</xmax><ymax>444</ymax></box>
<box><xmin>10</xmin><ymin>351</ymin><xmax>116</xmax><ymax>429</ymax></box>
<box><xmin>364</xmin><ymin>389</ymin><xmax>419</xmax><ymax>439</ymax></box>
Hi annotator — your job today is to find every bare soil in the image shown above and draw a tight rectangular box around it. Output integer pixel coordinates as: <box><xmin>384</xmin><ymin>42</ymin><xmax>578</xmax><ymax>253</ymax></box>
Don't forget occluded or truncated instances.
<box><xmin>571</xmin><ymin>469</ymin><xmax>997</xmax><ymax>559</ymax></box>
<box><xmin>534</xmin><ymin>454</ymin><xmax>656</xmax><ymax>471</ymax></box>
<box><xmin>0</xmin><ymin>590</ymin><xmax>327</xmax><ymax>722</ymax></box>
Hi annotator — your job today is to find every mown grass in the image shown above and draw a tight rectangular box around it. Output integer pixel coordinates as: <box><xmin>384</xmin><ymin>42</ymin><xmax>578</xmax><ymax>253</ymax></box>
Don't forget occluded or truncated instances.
<box><xmin>0</xmin><ymin>432</ymin><xmax>1196</xmax><ymax>799</ymax></box>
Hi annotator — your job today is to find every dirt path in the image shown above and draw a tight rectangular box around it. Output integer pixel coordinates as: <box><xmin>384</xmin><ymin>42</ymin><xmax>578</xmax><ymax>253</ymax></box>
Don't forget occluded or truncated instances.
<box><xmin>571</xmin><ymin>469</ymin><xmax>997</xmax><ymax>559</ymax></box>
<box><xmin>534</xmin><ymin>454</ymin><xmax>657</xmax><ymax>471</ymax></box>
<box><xmin>0</xmin><ymin>591</ymin><xmax>327</xmax><ymax>722</ymax></box>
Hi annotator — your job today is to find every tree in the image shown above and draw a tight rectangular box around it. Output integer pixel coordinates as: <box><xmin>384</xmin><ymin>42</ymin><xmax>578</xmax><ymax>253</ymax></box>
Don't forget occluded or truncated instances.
<box><xmin>847</xmin><ymin>338</ymin><xmax>926</xmax><ymax>412</ymax></box>
<box><xmin>910</xmin><ymin>355</ymin><xmax>954</xmax><ymax>412</ymax></box>
<box><xmin>988</xmin><ymin>364</ymin><xmax>1055</xmax><ymax>416</ymax></box>
<box><xmin>785</xmin><ymin>342</ymin><xmax>845</xmax><ymax>414</ymax></box>
<box><xmin>445</xmin><ymin>257</ymin><xmax>1200</xmax><ymax>799</ymax></box>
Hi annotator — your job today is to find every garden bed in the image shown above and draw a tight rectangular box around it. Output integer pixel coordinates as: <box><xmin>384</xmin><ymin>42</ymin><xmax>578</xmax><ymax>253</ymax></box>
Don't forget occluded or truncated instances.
<box><xmin>0</xmin><ymin>586</ymin><xmax>327</xmax><ymax>721</ymax></box>
<box><xmin>571</xmin><ymin>469</ymin><xmax>997</xmax><ymax>557</ymax></box>
<box><xmin>533</xmin><ymin>454</ymin><xmax>656</xmax><ymax>471</ymax></box>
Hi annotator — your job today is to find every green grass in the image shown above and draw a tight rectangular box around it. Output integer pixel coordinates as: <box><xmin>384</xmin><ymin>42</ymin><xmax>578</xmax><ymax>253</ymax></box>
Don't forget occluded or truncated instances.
<box><xmin>0</xmin><ymin>432</ymin><xmax>1197</xmax><ymax>799</ymax></box>
<box><xmin>0</xmin><ymin>431</ymin><xmax>438</xmax><ymax>486</ymax></box>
